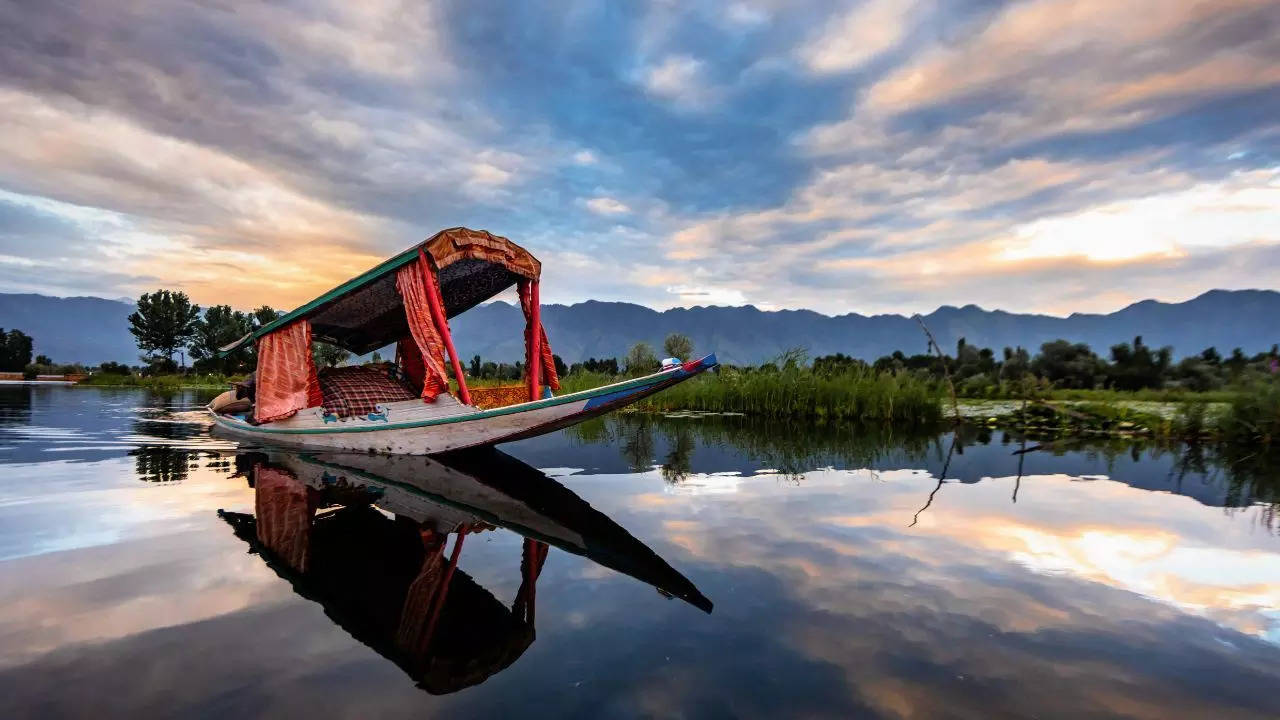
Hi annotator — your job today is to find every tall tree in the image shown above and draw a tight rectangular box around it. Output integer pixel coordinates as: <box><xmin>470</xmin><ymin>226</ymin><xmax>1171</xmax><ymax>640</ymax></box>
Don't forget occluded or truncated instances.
<box><xmin>624</xmin><ymin>342</ymin><xmax>659</xmax><ymax>375</ymax></box>
<box><xmin>190</xmin><ymin>305</ymin><xmax>253</xmax><ymax>374</ymax></box>
<box><xmin>1032</xmin><ymin>340</ymin><xmax>1106</xmax><ymax>389</ymax></box>
<box><xmin>128</xmin><ymin>290</ymin><xmax>201</xmax><ymax>369</ymax></box>
<box><xmin>663</xmin><ymin>333</ymin><xmax>694</xmax><ymax>361</ymax></box>
<box><xmin>0</xmin><ymin>329</ymin><xmax>33</xmax><ymax>371</ymax></box>
<box><xmin>250</xmin><ymin>305</ymin><xmax>280</xmax><ymax>330</ymax></box>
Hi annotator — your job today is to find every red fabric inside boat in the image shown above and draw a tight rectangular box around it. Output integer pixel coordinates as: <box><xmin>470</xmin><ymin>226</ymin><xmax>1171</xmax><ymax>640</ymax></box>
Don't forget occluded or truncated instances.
<box><xmin>396</xmin><ymin>335</ymin><xmax>426</xmax><ymax>395</ymax></box>
<box><xmin>396</xmin><ymin>258</ymin><xmax>451</xmax><ymax>402</ymax></box>
<box><xmin>319</xmin><ymin>366</ymin><xmax>417</xmax><ymax>418</ymax></box>
<box><xmin>255</xmin><ymin>319</ymin><xmax>322</xmax><ymax>423</ymax></box>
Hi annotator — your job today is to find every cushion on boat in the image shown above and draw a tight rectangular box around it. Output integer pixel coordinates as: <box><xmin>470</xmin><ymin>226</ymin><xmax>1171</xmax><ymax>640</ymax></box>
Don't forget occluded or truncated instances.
<box><xmin>210</xmin><ymin>390</ymin><xmax>237</xmax><ymax>411</ymax></box>
<box><xmin>318</xmin><ymin>366</ymin><xmax>417</xmax><ymax>418</ymax></box>
<box><xmin>211</xmin><ymin>390</ymin><xmax>252</xmax><ymax>415</ymax></box>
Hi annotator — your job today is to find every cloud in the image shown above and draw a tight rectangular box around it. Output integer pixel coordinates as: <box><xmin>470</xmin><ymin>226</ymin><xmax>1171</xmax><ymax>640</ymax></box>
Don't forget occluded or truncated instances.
<box><xmin>800</xmin><ymin>0</ymin><xmax>919</xmax><ymax>74</ymax></box>
<box><xmin>642</xmin><ymin>55</ymin><xmax>720</xmax><ymax>110</ymax></box>
<box><xmin>585</xmin><ymin>196</ymin><xmax>632</xmax><ymax>216</ymax></box>
<box><xmin>0</xmin><ymin>0</ymin><xmax>1275</xmax><ymax>316</ymax></box>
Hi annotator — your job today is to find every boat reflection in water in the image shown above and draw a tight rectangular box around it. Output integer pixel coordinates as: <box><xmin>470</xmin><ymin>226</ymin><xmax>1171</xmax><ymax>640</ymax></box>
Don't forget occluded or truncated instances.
<box><xmin>218</xmin><ymin>448</ymin><xmax>711</xmax><ymax>694</ymax></box>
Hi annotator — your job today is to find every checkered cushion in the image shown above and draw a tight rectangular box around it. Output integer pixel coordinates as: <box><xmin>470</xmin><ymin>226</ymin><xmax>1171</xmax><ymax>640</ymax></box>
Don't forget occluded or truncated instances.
<box><xmin>318</xmin><ymin>366</ymin><xmax>417</xmax><ymax>418</ymax></box>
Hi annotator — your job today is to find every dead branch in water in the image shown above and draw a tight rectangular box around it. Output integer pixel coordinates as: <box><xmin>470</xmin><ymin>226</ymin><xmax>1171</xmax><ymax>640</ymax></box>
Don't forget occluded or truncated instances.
<box><xmin>914</xmin><ymin>315</ymin><xmax>961</xmax><ymax>424</ymax></box>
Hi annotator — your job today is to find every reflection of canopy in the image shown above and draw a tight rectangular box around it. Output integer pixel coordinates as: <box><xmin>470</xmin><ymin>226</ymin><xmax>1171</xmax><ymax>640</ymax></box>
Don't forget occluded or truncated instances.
<box><xmin>220</xmin><ymin>503</ymin><xmax>536</xmax><ymax>694</ymax></box>
<box><xmin>224</xmin><ymin>228</ymin><xmax>542</xmax><ymax>355</ymax></box>
<box><xmin>218</xmin><ymin>447</ymin><xmax>711</xmax><ymax>693</ymax></box>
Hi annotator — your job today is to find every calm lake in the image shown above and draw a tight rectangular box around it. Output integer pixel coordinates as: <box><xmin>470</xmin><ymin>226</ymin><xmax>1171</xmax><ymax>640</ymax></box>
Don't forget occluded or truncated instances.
<box><xmin>2</xmin><ymin>385</ymin><xmax>1279</xmax><ymax>718</ymax></box>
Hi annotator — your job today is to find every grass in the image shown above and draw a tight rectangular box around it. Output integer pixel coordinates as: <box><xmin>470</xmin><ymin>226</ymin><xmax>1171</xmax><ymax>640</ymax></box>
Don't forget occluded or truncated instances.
<box><xmin>76</xmin><ymin>373</ymin><xmax>241</xmax><ymax>390</ymax></box>
<box><xmin>1218</xmin><ymin>381</ymin><xmax>1280</xmax><ymax>447</ymax></box>
<box><xmin>1022</xmin><ymin>387</ymin><xmax>1241</xmax><ymax>404</ymax></box>
<box><xmin>631</xmin><ymin>367</ymin><xmax>943</xmax><ymax>424</ymax></box>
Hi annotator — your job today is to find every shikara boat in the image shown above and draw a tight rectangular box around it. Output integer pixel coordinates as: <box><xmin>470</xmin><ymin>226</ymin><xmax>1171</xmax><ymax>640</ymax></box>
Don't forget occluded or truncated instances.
<box><xmin>218</xmin><ymin>448</ymin><xmax>711</xmax><ymax>693</ymax></box>
<box><xmin>209</xmin><ymin>227</ymin><xmax>716</xmax><ymax>454</ymax></box>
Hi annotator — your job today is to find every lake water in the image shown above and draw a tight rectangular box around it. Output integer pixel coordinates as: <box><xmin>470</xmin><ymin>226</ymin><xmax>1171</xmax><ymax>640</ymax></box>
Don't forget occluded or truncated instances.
<box><xmin>2</xmin><ymin>385</ymin><xmax>1280</xmax><ymax>718</ymax></box>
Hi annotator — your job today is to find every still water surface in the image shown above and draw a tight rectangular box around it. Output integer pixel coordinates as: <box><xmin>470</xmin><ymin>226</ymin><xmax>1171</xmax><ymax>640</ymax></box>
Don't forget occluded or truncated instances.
<box><xmin>2</xmin><ymin>385</ymin><xmax>1279</xmax><ymax>718</ymax></box>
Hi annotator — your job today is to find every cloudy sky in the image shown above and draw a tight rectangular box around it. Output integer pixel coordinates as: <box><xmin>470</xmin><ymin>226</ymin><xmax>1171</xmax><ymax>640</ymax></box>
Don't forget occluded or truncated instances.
<box><xmin>0</xmin><ymin>0</ymin><xmax>1277</xmax><ymax>316</ymax></box>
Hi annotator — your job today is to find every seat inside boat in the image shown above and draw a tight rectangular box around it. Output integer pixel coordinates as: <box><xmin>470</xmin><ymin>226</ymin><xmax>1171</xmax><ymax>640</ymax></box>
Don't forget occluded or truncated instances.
<box><xmin>317</xmin><ymin>365</ymin><xmax>417</xmax><ymax>418</ymax></box>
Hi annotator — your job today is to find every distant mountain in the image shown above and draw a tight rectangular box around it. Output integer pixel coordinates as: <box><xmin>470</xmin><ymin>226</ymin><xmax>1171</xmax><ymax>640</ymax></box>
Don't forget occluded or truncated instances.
<box><xmin>0</xmin><ymin>294</ymin><xmax>138</xmax><ymax>365</ymax></box>
<box><xmin>1</xmin><ymin>290</ymin><xmax>1276</xmax><ymax>366</ymax></box>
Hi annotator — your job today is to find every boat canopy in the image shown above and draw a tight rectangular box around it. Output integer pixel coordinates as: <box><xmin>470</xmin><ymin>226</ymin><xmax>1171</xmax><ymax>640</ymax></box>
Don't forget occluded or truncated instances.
<box><xmin>222</xmin><ymin>227</ymin><xmax>542</xmax><ymax>356</ymax></box>
<box><xmin>228</xmin><ymin>227</ymin><xmax>559</xmax><ymax>424</ymax></box>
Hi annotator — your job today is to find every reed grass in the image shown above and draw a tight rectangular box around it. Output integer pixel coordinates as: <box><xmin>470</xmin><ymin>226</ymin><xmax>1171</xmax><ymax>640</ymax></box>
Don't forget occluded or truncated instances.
<box><xmin>631</xmin><ymin>367</ymin><xmax>943</xmax><ymax>424</ymax></box>
<box><xmin>1219</xmin><ymin>381</ymin><xmax>1280</xmax><ymax>447</ymax></box>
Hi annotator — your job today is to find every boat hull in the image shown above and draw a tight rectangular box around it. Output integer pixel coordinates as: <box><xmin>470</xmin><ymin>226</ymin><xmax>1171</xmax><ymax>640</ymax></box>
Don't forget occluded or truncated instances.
<box><xmin>210</xmin><ymin>354</ymin><xmax>716</xmax><ymax>455</ymax></box>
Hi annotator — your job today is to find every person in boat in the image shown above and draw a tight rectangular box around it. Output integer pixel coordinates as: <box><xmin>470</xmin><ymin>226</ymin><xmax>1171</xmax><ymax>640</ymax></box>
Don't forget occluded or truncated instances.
<box><xmin>206</xmin><ymin>228</ymin><xmax>716</xmax><ymax>454</ymax></box>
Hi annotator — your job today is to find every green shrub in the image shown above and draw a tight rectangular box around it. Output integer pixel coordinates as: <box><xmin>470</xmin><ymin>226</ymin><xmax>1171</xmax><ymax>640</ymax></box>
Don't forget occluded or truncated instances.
<box><xmin>1220</xmin><ymin>382</ymin><xmax>1280</xmax><ymax>447</ymax></box>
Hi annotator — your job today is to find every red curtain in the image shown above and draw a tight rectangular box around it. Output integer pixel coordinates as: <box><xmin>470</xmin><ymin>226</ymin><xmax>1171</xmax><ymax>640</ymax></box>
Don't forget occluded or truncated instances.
<box><xmin>395</xmin><ymin>259</ymin><xmax>450</xmax><ymax>402</ymax></box>
<box><xmin>254</xmin><ymin>319</ymin><xmax>322</xmax><ymax>423</ymax></box>
<box><xmin>518</xmin><ymin>279</ymin><xmax>560</xmax><ymax>391</ymax></box>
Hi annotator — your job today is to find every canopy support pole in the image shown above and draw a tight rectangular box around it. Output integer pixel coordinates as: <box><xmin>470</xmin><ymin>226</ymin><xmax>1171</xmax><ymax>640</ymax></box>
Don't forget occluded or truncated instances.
<box><xmin>419</xmin><ymin>250</ymin><xmax>472</xmax><ymax>406</ymax></box>
<box><xmin>527</xmin><ymin>281</ymin><xmax>542</xmax><ymax>402</ymax></box>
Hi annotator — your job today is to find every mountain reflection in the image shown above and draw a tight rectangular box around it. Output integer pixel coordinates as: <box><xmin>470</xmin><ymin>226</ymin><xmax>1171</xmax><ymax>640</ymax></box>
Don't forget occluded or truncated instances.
<box><xmin>218</xmin><ymin>448</ymin><xmax>711</xmax><ymax>694</ymax></box>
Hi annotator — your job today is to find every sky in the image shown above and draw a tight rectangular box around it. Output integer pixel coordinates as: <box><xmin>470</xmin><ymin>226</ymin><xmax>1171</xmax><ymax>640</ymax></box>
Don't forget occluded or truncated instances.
<box><xmin>0</xmin><ymin>0</ymin><xmax>1277</xmax><ymax>317</ymax></box>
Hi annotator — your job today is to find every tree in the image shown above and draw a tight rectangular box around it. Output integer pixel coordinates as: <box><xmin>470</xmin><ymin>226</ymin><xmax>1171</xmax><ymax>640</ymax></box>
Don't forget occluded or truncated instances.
<box><xmin>470</xmin><ymin>354</ymin><xmax>482</xmax><ymax>377</ymax></box>
<box><xmin>1108</xmin><ymin>335</ymin><xmax>1172</xmax><ymax>390</ymax></box>
<box><xmin>98</xmin><ymin>361</ymin><xmax>131</xmax><ymax>376</ymax></box>
<box><xmin>250</xmin><ymin>305</ymin><xmax>280</xmax><ymax>330</ymax></box>
<box><xmin>35</xmin><ymin>354</ymin><xmax>52</xmax><ymax>366</ymax></box>
<box><xmin>0</xmin><ymin>329</ymin><xmax>33</xmax><ymax>371</ymax></box>
<box><xmin>1000</xmin><ymin>346</ymin><xmax>1031</xmax><ymax>381</ymax></box>
<box><xmin>813</xmin><ymin>352</ymin><xmax>866</xmax><ymax>376</ymax></box>
<box><xmin>189</xmin><ymin>304</ymin><xmax>252</xmax><ymax>374</ymax></box>
<box><xmin>128</xmin><ymin>290</ymin><xmax>201</xmax><ymax>369</ymax></box>
<box><xmin>552</xmin><ymin>354</ymin><xmax>568</xmax><ymax>378</ymax></box>
<box><xmin>1031</xmin><ymin>340</ymin><xmax>1106</xmax><ymax>389</ymax></box>
<box><xmin>663</xmin><ymin>333</ymin><xmax>694</xmax><ymax>361</ymax></box>
<box><xmin>624</xmin><ymin>342</ymin><xmax>659</xmax><ymax>375</ymax></box>
<box><xmin>313</xmin><ymin>341</ymin><xmax>350</xmax><ymax>369</ymax></box>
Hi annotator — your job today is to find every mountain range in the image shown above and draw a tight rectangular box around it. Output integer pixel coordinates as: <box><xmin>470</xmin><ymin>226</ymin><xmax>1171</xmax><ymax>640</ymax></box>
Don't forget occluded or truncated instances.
<box><xmin>1</xmin><ymin>289</ymin><xmax>1276</xmax><ymax>366</ymax></box>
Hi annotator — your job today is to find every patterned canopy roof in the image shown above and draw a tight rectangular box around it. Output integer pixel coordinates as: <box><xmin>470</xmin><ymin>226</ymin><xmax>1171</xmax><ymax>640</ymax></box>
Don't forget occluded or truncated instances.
<box><xmin>221</xmin><ymin>228</ymin><xmax>541</xmax><ymax>355</ymax></box>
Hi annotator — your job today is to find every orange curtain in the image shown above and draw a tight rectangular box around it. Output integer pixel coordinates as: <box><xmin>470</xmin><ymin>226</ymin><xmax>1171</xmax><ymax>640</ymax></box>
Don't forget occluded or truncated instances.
<box><xmin>255</xmin><ymin>319</ymin><xmax>322</xmax><ymax>423</ymax></box>
<box><xmin>518</xmin><ymin>280</ymin><xmax>560</xmax><ymax>391</ymax></box>
<box><xmin>395</xmin><ymin>259</ymin><xmax>450</xmax><ymax>402</ymax></box>
<box><xmin>253</xmin><ymin>464</ymin><xmax>317</xmax><ymax>573</ymax></box>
